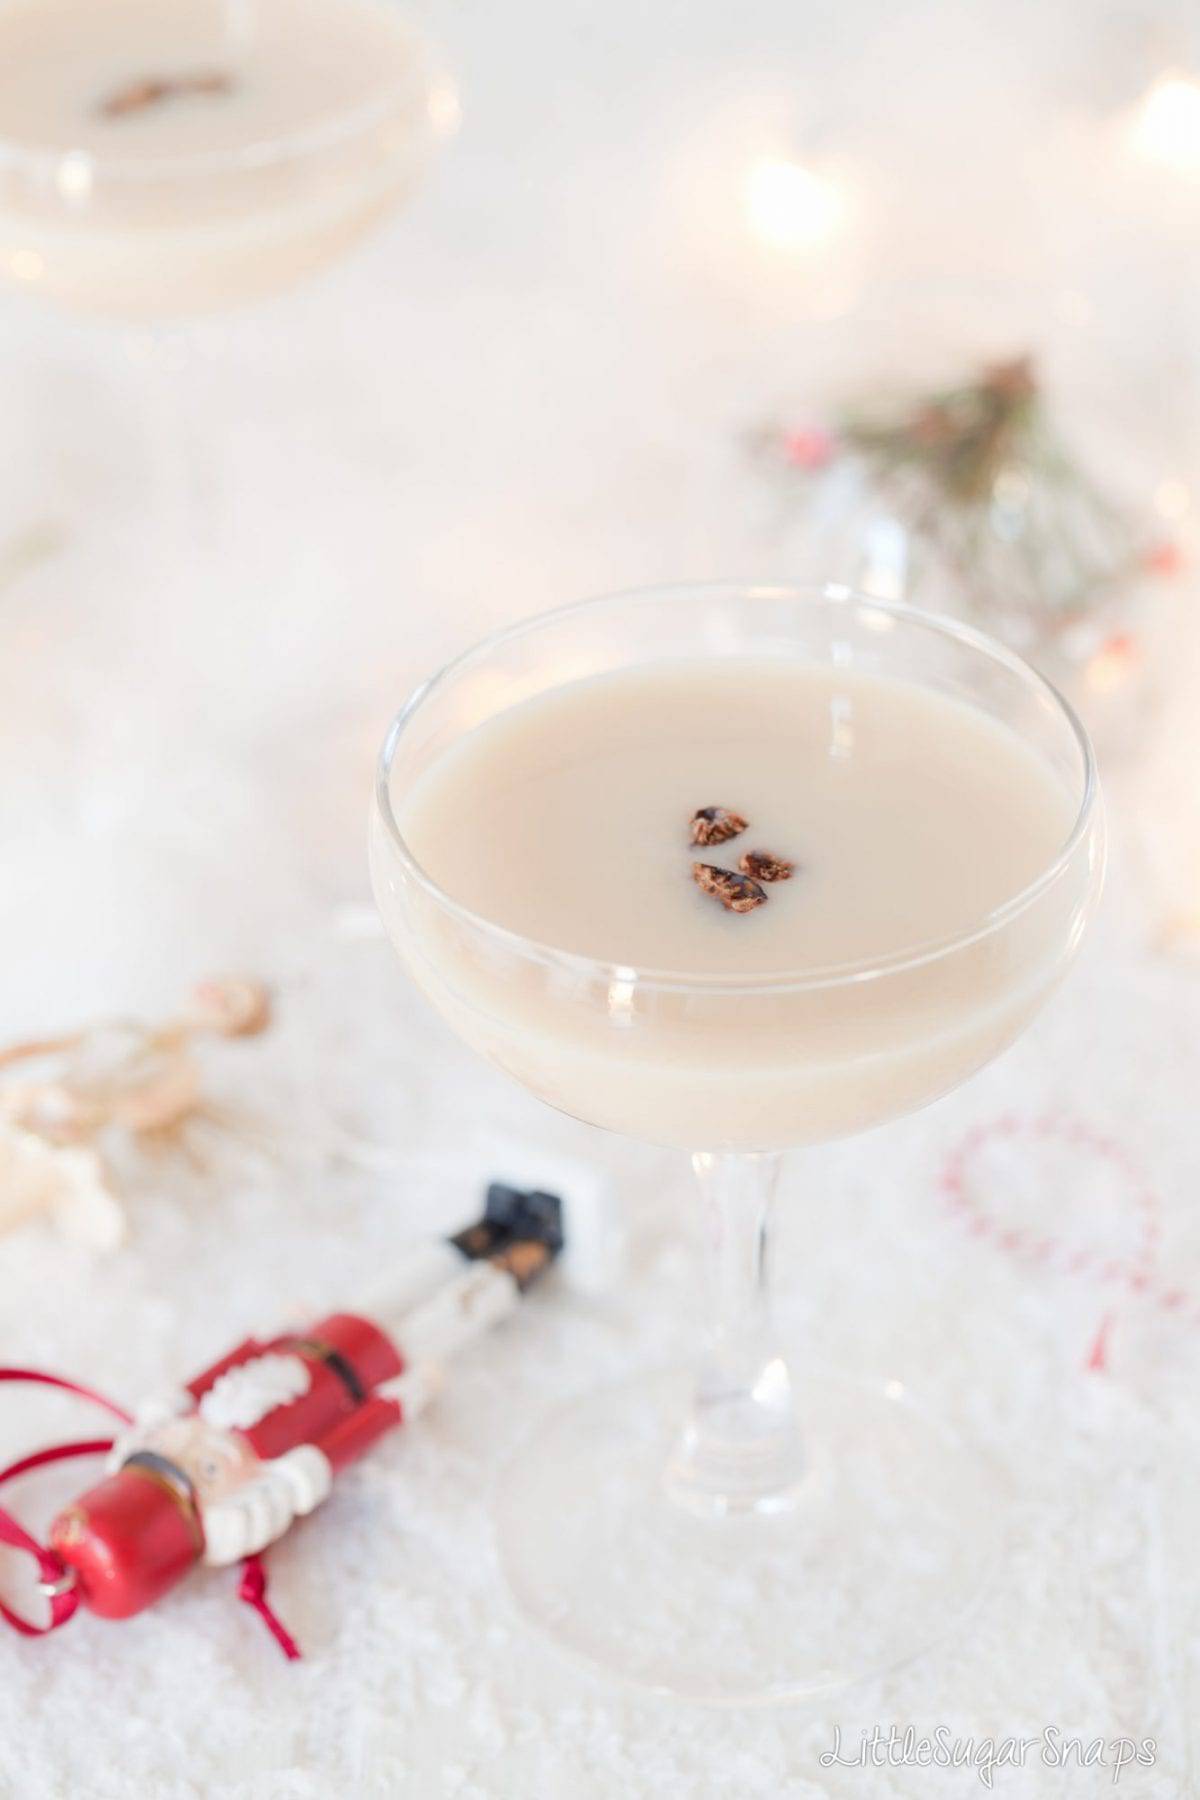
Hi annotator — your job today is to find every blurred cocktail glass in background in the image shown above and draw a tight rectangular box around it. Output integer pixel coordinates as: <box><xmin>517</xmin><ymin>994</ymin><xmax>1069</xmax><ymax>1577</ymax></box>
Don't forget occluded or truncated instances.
<box><xmin>0</xmin><ymin>0</ymin><xmax>456</xmax><ymax>549</ymax></box>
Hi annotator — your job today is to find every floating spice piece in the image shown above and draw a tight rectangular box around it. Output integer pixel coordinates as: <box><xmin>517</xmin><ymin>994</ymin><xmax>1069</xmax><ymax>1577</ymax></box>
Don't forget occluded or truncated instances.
<box><xmin>689</xmin><ymin>807</ymin><xmax>748</xmax><ymax>847</ymax></box>
<box><xmin>738</xmin><ymin>850</ymin><xmax>794</xmax><ymax>883</ymax></box>
<box><xmin>692</xmin><ymin>862</ymin><xmax>767</xmax><ymax>913</ymax></box>
<box><xmin>98</xmin><ymin>70</ymin><xmax>233</xmax><ymax>119</ymax></box>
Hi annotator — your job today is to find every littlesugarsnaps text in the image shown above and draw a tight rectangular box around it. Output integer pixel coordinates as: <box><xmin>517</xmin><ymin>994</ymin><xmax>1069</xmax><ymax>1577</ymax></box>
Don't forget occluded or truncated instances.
<box><xmin>820</xmin><ymin>1725</ymin><xmax>1157</xmax><ymax>1788</ymax></box>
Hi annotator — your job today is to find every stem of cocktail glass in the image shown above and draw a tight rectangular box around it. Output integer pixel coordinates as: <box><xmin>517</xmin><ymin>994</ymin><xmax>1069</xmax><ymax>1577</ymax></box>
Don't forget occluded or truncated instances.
<box><xmin>664</xmin><ymin>1150</ymin><xmax>806</xmax><ymax>1516</ymax></box>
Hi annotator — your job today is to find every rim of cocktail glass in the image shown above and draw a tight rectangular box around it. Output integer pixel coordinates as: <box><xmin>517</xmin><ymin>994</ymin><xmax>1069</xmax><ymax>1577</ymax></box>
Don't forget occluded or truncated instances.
<box><xmin>0</xmin><ymin>1</ymin><xmax>456</xmax><ymax>184</ymax></box>
<box><xmin>374</xmin><ymin>580</ymin><xmax>1101</xmax><ymax>996</ymax></box>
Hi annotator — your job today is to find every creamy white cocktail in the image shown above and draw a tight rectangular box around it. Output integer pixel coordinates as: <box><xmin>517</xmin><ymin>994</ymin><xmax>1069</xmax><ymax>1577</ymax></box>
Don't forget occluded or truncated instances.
<box><xmin>0</xmin><ymin>0</ymin><xmax>450</xmax><ymax>314</ymax></box>
<box><xmin>370</xmin><ymin>583</ymin><xmax>1103</xmax><ymax>1703</ymax></box>
<box><xmin>379</xmin><ymin>657</ymin><xmax>1084</xmax><ymax>1150</ymax></box>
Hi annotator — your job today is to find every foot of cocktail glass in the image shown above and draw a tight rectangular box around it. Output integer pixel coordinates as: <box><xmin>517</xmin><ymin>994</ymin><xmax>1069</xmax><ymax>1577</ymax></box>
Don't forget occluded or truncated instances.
<box><xmin>493</xmin><ymin>1147</ymin><xmax>1005</xmax><ymax>1704</ymax></box>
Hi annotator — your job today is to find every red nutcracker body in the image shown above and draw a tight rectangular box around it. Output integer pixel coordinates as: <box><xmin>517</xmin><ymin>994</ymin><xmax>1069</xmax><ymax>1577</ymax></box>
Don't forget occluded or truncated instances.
<box><xmin>50</xmin><ymin>1312</ymin><xmax>410</xmax><ymax>1620</ymax></box>
<box><xmin>1</xmin><ymin>1182</ymin><xmax>570</xmax><ymax>1644</ymax></box>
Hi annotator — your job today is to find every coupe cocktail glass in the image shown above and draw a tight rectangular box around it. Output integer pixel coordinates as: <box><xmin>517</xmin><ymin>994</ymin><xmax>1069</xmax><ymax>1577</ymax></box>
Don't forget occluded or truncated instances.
<box><xmin>0</xmin><ymin>0</ymin><xmax>455</xmax><ymax>555</ymax></box>
<box><xmin>0</xmin><ymin>0</ymin><xmax>454</xmax><ymax>316</ymax></box>
<box><xmin>370</xmin><ymin>581</ymin><xmax>1104</xmax><ymax>1703</ymax></box>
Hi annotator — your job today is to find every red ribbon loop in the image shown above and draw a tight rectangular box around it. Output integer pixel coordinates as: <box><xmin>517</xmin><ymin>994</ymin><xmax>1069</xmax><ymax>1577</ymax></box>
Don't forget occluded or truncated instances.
<box><xmin>0</xmin><ymin>1366</ymin><xmax>302</xmax><ymax>1659</ymax></box>
<box><xmin>0</xmin><ymin>1369</ymin><xmax>132</xmax><ymax>1639</ymax></box>
<box><xmin>239</xmin><ymin>1554</ymin><xmax>302</xmax><ymax>1661</ymax></box>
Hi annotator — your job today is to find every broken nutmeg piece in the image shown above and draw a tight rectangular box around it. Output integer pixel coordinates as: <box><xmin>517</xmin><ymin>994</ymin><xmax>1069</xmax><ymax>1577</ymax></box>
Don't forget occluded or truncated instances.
<box><xmin>98</xmin><ymin>70</ymin><xmax>233</xmax><ymax>119</ymax></box>
<box><xmin>689</xmin><ymin>806</ymin><xmax>748</xmax><ymax>847</ymax></box>
<box><xmin>692</xmin><ymin>862</ymin><xmax>768</xmax><ymax>914</ymax></box>
<box><xmin>738</xmin><ymin>850</ymin><xmax>794</xmax><ymax>883</ymax></box>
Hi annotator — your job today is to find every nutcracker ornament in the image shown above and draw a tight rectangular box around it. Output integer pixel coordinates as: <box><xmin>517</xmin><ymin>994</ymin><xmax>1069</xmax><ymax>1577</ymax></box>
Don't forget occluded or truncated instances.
<box><xmin>0</xmin><ymin>1173</ymin><xmax>615</xmax><ymax>1659</ymax></box>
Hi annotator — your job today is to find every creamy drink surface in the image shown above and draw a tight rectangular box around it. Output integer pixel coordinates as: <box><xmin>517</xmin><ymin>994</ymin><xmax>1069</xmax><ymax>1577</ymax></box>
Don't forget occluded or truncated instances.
<box><xmin>376</xmin><ymin>659</ymin><xmax>1086</xmax><ymax>1149</ymax></box>
<box><xmin>0</xmin><ymin>0</ymin><xmax>441</xmax><ymax>313</ymax></box>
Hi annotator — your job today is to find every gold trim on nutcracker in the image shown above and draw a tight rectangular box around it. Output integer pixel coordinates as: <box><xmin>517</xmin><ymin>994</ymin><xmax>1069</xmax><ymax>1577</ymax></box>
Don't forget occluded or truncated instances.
<box><xmin>490</xmin><ymin>1239</ymin><xmax>554</xmax><ymax>1289</ymax></box>
<box><xmin>120</xmin><ymin>1453</ymin><xmax>205</xmax><ymax>1553</ymax></box>
<box><xmin>284</xmin><ymin>1336</ymin><xmax>367</xmax><ymax>1405</ymax></box>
